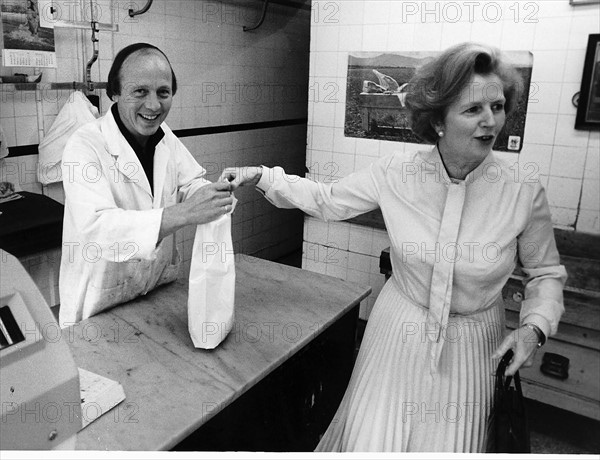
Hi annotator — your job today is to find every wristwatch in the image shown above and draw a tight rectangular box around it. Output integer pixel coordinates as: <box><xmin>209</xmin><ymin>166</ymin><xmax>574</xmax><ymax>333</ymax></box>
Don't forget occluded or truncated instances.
<box><xmin>523</xmin><ymin>323</ymin><xmax>546</xmax><ymax>348</ymax></box>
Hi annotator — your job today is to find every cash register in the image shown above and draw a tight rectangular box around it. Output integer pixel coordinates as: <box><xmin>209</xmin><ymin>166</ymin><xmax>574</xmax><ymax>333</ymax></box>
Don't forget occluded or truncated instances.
<box><xmin>0</xmin><ymin>249</ymin><xmax>82</xmax><ymax>449</ymax></box>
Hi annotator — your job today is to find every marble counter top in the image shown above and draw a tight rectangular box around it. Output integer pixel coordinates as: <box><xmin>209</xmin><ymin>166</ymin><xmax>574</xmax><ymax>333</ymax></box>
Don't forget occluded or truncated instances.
<box><xmin>67</xmin><ymin>255</ymin><xmax>370</xmax><ymax>450</ymax></box>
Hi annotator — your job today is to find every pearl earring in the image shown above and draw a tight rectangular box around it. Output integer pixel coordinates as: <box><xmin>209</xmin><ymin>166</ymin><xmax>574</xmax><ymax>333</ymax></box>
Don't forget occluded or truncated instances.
<box><xmin>438</xmin><ymin>130</ymin><xmax>444</xmax><ymax>137</ymax></box>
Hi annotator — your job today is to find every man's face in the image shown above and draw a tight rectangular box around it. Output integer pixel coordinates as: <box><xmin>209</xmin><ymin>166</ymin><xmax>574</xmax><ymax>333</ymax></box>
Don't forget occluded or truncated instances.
<box><xmin>114</xmin><ymin>50</ymin><xmax>173</xmax><ymax>146</ymax></box>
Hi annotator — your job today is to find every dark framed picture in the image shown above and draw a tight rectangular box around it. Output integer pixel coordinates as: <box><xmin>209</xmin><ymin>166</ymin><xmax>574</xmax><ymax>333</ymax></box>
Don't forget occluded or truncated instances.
<box><xmin>569</xmin><ymin>0</ymin><xmax>600</xmax><ymax>5</ymax></box>
<box><xmin>575</xmin><ymin>34</ymin><xmax>600</xmax><ymax>130</ymax></box>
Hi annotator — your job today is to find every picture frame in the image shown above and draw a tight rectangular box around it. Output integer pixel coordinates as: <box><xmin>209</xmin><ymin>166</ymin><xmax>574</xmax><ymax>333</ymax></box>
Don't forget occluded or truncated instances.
<box><xmin>344</xmin><ymin>50</ymin><xmax>533</xmax><ymax>152</ymax></box>
<box><xmin>569</xmin><ymin>0</ymin><xmax>600</xmax><ymax>5</ymax></box>
<box><xmin>575</xmin><ymin>34</ymin><xmax>600</xmax><ymax>131</ymax></box>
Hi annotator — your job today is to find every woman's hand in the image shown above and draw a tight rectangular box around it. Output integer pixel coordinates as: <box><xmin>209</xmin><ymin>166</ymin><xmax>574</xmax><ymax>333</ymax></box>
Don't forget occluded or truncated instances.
<box><xmin>220</xmin><ymin>166</ymin><xmax>262</xmax><ymax>190</ymax></box>
<box><xmin>491</xmin><ymin>325</ymin><xmax>541</xmax><ymax>376</ymax></box>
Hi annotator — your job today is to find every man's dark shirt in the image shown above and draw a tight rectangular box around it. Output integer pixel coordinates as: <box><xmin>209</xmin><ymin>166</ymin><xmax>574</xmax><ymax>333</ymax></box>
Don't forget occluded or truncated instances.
<box><xmin>111</xmin><ymin>103</ymin><xmax>165</xmax><ymax>195</ymax></box>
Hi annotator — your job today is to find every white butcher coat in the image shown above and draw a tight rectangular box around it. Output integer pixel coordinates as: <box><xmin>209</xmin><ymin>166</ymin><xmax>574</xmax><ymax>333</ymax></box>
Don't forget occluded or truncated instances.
<box><xmin>59</xmin><ymin>107</ymin><xmax>209</xmax><ymax>326</ymax></box>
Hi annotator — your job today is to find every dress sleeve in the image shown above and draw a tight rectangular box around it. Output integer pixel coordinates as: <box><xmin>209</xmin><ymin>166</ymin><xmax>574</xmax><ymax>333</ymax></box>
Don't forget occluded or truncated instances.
<box><xmin>256</xmin><ymin>156</ymin><xmax>393</xmax><ymax>222</ymax></box>
<box><xmin>517</xmin><ymin>182</ymin><xmax>567</xmax><ymax>338</ymax></box>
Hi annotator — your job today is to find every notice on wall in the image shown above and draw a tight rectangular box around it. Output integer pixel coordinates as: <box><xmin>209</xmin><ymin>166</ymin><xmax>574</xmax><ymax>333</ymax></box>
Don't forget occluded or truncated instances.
<box><xmin>1</xmin><ymin>0</ymin><xmax>56</xmax><ymax>68</ymax></box>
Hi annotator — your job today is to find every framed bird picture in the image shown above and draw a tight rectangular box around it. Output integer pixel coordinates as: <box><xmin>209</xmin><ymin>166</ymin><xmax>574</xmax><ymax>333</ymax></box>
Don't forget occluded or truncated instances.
<box><xmin>344</xmin><ymin>50</ymin><xmax>533</xmax><ymax>153</ymax></box>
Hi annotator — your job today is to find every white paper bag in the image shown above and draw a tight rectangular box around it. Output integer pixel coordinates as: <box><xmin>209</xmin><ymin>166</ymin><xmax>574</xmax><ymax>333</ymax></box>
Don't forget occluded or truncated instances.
<box><xmin>187</xmin><ymin>214</ymin><xmax>236</xmax><ymax>349</ymax></box>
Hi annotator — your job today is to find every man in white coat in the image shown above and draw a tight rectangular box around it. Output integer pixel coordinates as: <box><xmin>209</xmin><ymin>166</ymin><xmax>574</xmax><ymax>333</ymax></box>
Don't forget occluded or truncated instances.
<box><xmin>59</xmin><ymin>43</ymin><xmax>234</xmax><ymax>326</ymax></box>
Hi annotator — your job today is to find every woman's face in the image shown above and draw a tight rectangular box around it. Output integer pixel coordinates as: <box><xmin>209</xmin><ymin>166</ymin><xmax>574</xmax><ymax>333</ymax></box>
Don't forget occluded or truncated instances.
<box><xmin>436</xmin><ymin>73</ymin><xmax>506</xmax><ymax>176</ymax></box>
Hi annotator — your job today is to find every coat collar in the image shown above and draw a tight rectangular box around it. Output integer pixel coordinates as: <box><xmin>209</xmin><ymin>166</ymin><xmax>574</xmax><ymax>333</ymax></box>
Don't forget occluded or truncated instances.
<box><xmin>102</xmin><ymin>107</ymin><xmax>170</xmax><ymax>202</ymax></box>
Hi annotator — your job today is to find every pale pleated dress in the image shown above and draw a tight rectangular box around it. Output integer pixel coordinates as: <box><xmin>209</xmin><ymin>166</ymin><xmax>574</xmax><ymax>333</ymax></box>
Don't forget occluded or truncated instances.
<box><xmin>315</xmin><ymin>278</ymin><xmax>504</xmax><ymax>452</ymax></box>
<box><xmin>257</xmin><ymin>147</ymin><xmax>567</xmax><ymax>453</ymax></box>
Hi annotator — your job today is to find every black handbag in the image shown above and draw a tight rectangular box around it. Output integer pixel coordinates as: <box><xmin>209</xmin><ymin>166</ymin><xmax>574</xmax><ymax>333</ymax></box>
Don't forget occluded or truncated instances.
<box><xmin>485</xmin><ymin>349</ymin><xmax>531</xmax><ymax>453</ymax></box>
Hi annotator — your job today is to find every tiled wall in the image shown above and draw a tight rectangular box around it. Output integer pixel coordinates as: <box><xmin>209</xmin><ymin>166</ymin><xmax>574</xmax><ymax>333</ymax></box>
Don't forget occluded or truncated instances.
<box><xmin>1</xmin><ymin>0</ymin><xmax>310</xmax><ymax>306</ymax></box>
<box><xmin>306</xmin><ymin>0</ymin><xmax>600</xmax><ymax>319</ymax></box>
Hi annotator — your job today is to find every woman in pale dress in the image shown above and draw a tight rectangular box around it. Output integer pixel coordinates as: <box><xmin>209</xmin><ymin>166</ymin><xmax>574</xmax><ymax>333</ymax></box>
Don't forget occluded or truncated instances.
<box><xmin>222</xmin><ymin>42</ymin><xmax>567</xmax><ymax>452</ymax></box>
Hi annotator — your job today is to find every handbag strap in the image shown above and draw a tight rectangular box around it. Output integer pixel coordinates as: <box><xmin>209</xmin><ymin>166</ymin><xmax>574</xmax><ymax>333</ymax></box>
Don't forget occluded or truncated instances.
<box><xmin>496</xmin><ymin>349</ymin><xmax>524</xmax><ymax>396</ymax></box>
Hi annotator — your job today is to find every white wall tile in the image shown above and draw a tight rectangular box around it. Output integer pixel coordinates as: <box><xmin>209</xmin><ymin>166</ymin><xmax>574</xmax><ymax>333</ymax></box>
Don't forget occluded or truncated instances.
<box><xmin>312</xmin><ymin>96</ymin><xmax>337</xmax><ymax>128</ymax></box>
<box><xmin>549</xmin><ymin>207</ymin><xmax>577</xmax><ymax>228</ymax></box>
<box><xmin>501</xmin><ymin>20</ymin><xmax>536</xmax><ymax>50</ymax></box>
<box><xmin>332</xmin><ymin>152</ymin><xmax>356</xmax><ymax>178</ymax></box>
<box><xmin>568</xmin><ymin>14</ymin><xmax>600</xmax><ymax>49</ymax></box>
<box><xmin>348</xmin><ymin>251</ymin><xmax>373</xmax><ymax>273</ymax></box>
<box><xmin>441</xmin><ymin>21</ymin><xmax>472</xmax><ymax>47</ymax></box>
<box><xmin>354</xmin><ymin>153</ymin><xmax>378</xmax><ymax>171</ymax></box>
<box><xmin>13</xmin><ymin>92</ymin><xmax>38</xmax><ymax>117</ymax></box>
<box><xmin>524</xmin><ymin>113</ymin><xmax>557</xmax><ymax>145</ymax></box>
<box><xmin>305</xmin><ymin>217</ymin><xmax>329</xmax><ymax>244</ymax></box>
<box><xmin>327</xmin><ymin>221</ymin><xmax>351</xmax><ymax>251</ymax></box>
<box><xmin>15</xmin><ymin>116</ymin><xmax>39</xmax><ymax>145</ymax></box>
<box><xmin>580</xmin><ymin>178</ymin><xmax>599</xmax><ymax>211</ymax></box>
<box><xmin>412</xmin><ymin>23</ymin><xmax>443</xmax><ymax>51</ymax></box>
<box><xmin>379</xmin><ymin>140</ymin><xmax>403</xmax><ymax>158</ymax></box>
<box><xmin>537</xmin><ymin>0</ymin><xmax>574</xmax><ymax>18</ymax></box>
<box><xmin>313</xmin><ymin>51</ymin><xmax>339</xmax><ymax>77</ymax></box>
<box><xmin>589</xmin><ymin>131</ymin><xmax>600</xmax><ymax>149</ymax></box>
<box><xmin>311</xmin><ymin>126</ymin><xmax>335</xmax><ymax>153</ymax></box>
<box><xmin>362</xmin><ymin>1</ymin><xmax>390</xmax><ymax>25</ymax></box>
<box><xmin>533</xmin><ymin>17</ymin><xmax>572</xmax><ymax>50</ymax></box>
<box><xmin>530</xmin><ymin>50</ymin><xmax>567</xmax><ymax>84</ymax></box>
<box><xmin>519</xmin><ymin>143</ymin><xmax>552</xmax><ymax>177</ymax></box>
<box><xmin>470</xmin><ymin>19</ymin><xmax>502</xmax><ymax>47</ymax></box>
<box><xmin>336</xmin><ymin>1</ymin><xmax>364</xmax><ymax>26</ymax></box>
<box><xmin>554</xmin><ymin>114</ymin><xmax>590</xmax><ymax>148</ymax></box>
<box><xmin>355</xmin><ymin>137</ymin><xmax>380</xmax><ymax>157</ymax></box>
<box><xmin>349</xmin><ymin>224</ymin><xmax>373</xmax><ymax>255</ymax></box>
<box><xmin>563</xmin><ymin>48</ymin><xmax>587</xmax><ymax>83</ymax></box>
<box><xmin>550</xmin><ymin>145</ymin><xmax>587</xmax><ymax>179</ymax></box>
<box><xmin>347</xmin><ymin>267</ymin><xmax>371</xmax><ymax>287</ymax></box>
<box><xmin>0</xmin><ymin>118</ymin><xmax>17</xmax><ymax>146</ymax></box>
<box><xmin>387</xmin><ymin>22</ymin><xmax>414</xmax><ymax>50</ymax></box>
<box><xmin>527</xmin><ymin>82</ymin><xmax>562</xmax><ymax>114</ymax></box>
<box><xmin>558</xmin><ymin>83</ymin><xmax>581</xmax><ymax>115</ymax></box>
<box><xmin>584</xmin><ymin>145</ymin><xmax>600</xmax><ymax>180</ymax></box>
<box><xmin>576</xmin><ymin>209</ymin><xmax>600</xmax><ymax>233</ymax></box>
<box><xmin>546</xmin><ymin>176</ymin><xmax>582</xmax><ymax>209</ymax></box>
<box><xmin>314</xmin><ymin>23</ymin><xmax>341</xmax><ymax>52</ymax></box>
<box><xmin>337</xmin><ymin>25</ymin><xmax>364</xmax><ymax>52</ymax></box>
<box><xmin>332</xmin><ymin>128</ymin><xmax>357</xmax><ymax>155</ymax></box>
<box><xmin>362</xmin><ymin>25</ymin><xmax>389</xmax><ymax>51</ymax></box>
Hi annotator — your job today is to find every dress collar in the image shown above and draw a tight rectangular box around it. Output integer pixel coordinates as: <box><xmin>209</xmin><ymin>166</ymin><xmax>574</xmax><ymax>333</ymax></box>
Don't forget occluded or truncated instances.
<box><xmin>425</xmin><ymin>145</ymin><xmax>496</xmax><ymax>186</ymax></box>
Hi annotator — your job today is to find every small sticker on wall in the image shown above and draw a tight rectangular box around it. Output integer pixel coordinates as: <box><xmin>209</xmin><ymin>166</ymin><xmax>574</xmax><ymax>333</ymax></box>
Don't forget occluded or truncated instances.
<box><xmin>508</xmin><ymin>136</ymin><xmax>521</xmax><ymax>151</ymax></box>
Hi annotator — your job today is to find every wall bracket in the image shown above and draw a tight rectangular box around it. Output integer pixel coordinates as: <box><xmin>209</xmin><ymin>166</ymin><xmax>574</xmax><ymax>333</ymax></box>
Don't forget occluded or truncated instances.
<box><xmin>129</xmin><ymin>0</ymin><xmax>154</xmax><ymax>18</ymax></box>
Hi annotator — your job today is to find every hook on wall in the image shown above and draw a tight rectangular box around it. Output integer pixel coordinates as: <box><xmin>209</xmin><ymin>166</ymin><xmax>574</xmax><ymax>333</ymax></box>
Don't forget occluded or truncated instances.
<box><xmin>129</xmin><ymin>0</ymin><xmax>154</xmax><ymax>18</ymax></box>
<box><xmin>244</xmin><ymin>0</ymin><xmax>270</xmax><ymax>32</ymax></box>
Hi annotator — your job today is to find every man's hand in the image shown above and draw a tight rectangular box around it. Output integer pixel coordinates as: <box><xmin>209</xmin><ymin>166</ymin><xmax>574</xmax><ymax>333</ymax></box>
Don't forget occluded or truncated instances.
<box><xmin>159</xmin><ymin>182</ymin><xmax>234</xmax><ymax>240</ymax></box>
<box><xmin>183</xmin><ymin>181</ymin><xmax>234</xmax><ymax>225</ymax></box>
<box><xmin>219</xmin><ymin>166</ymin><xmax>263</xmax><ymax>190</ymax></box>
